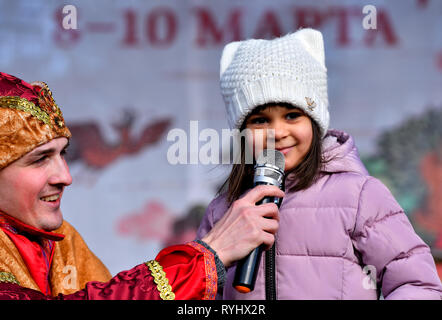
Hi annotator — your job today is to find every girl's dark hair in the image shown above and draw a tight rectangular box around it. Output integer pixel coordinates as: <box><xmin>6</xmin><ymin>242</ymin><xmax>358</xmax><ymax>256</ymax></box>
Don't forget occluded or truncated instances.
<box><xmin>218</xmin><ymin>103</ymin><xmax>325</xmax><ymax>205</ymax></box>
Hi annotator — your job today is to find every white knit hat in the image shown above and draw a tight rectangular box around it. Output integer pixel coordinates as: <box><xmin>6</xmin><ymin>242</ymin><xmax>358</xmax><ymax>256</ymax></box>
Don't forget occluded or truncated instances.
<box><xmin>219</xmin><ymin>28</ymin><xmax>329</xmax><ymax>137</ymax></box>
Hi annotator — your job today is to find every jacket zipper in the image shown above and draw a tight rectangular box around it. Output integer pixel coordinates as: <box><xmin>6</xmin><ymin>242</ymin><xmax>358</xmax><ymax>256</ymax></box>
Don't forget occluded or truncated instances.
<box><xmin>265</xmin><ymin>242</ymin><xmax>276</xmax><ymax>300</ymax></box>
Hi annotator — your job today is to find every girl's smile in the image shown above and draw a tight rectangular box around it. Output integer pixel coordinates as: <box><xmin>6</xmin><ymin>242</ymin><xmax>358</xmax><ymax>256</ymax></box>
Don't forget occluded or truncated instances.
<box><xmin>276</xmin><ymin>145</ymin><xmax>295</xmax><ymax>155</ymax></box>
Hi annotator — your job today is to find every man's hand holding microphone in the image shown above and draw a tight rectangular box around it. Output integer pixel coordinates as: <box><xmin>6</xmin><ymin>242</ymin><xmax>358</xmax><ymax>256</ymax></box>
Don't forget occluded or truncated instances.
<box><xmin>202</xmin><ymin>185</ymin><xmax>283</xmax><ymax>268</ymax></box>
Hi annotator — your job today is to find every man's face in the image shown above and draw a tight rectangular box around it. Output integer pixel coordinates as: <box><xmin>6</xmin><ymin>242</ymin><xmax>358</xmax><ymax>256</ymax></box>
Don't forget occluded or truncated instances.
<box><xmin>0</xmin><ymin>137</ymin><xmax>72</xmax><ymax>231</ymax></box>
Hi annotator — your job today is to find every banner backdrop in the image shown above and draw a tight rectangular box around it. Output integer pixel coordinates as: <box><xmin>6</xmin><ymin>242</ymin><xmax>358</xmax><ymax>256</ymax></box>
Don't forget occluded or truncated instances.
<box><xmin>0</xmin><ymin>0</ymin><xmax>441</xmax><ymax>277</ymax></box>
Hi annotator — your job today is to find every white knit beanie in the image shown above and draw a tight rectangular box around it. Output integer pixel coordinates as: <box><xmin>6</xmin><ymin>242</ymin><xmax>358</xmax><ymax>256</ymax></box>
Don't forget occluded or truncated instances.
<box><xmin>219</xmin><ymin>28</ymin><xmax>329</xmax><ymax>137</ymax></box>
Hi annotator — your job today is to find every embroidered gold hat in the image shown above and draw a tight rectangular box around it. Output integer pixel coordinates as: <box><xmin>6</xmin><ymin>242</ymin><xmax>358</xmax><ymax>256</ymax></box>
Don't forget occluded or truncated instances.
<box><xmin>0</xmin><ymin>72</ymin><xmax>71</xmax><ymax>169</ymax></box>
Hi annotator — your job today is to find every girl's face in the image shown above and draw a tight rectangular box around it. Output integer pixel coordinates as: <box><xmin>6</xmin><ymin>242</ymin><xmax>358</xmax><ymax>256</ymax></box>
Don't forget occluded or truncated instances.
<box><xmin>244</xmin><ymin>105</ymin><xmax>313</xmax><ymax>172</ymax></box>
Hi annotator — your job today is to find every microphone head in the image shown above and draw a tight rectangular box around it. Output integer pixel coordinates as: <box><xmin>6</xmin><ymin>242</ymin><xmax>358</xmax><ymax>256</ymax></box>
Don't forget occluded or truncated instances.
<box><xmin>254</xmin><ymin>149</ymin><xmax>285</xmax><ymax>187</ymax></box>
<box><xmin>256</xmin><ymin>149</ymin><xmax>285</xmax><ymax>171</ymax></box>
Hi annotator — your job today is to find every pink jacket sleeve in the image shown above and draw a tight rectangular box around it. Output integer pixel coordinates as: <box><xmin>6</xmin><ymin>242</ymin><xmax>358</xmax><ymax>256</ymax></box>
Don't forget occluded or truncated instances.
<box><xmin>351</xmin><ymin>177</ymin><xmax>442</xmax><ymax>299</ymax></box>
<box><xmin>196</xmin><ymin>199</ymin><xmax>216</xmax><ymax>240</ymax></box>
<box><xmin>196</xmin><ymin>193</ymin><xmax>230</xmax><ymax>239</ymax></box>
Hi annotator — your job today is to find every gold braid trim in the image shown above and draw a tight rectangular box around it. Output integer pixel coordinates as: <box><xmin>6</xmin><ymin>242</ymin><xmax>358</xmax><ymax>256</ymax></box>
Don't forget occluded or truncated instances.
<box><xmin>30</xmin><ymin>81</ymin><xmax>64</xmax><ymax>118</ymax></box>
<box><xmin>0</xmin><ymin>96</ymin><xmax>52</xmax><ymax>128</ymax></box>
<box><xmin>0</xmin><ymin>272</ymin><xmax>20</xmax><ymax>285</ymax></box>
<box><xmin>145</xmin><ymin>260</ymin><xmax>175</xmax><ymax>300</ymax></box>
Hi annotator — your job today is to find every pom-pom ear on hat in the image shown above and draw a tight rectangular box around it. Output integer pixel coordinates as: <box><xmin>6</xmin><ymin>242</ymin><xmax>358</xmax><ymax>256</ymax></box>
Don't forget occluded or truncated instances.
<box><xmin>219</xmin><ymin>28</ymin><xmax>330</xmax><ymax>137</ymax></box>
<box><xmin>220</xmin><ymin>41</ymin><xmax>241</xmax><ymax>78</ymax></box>
<box><xmin>293</xmin><ymin>28</ymin><xmax>326</xmax><ymax>68</ymax></box>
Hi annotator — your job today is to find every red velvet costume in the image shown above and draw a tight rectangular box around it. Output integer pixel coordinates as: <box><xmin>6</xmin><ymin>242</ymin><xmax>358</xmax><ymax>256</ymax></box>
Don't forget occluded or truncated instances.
<box><xmin>0</xmin><ymin>212</ymin><xmax>218</xmax><ymax>300</ymax></box>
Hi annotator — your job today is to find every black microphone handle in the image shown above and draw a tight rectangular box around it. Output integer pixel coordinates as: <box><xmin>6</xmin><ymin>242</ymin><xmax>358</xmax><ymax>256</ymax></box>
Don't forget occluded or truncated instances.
<box><xmin>233</xmin><ymin>194</ymin><xmax>281</xmax><ymax>293</ymax></box>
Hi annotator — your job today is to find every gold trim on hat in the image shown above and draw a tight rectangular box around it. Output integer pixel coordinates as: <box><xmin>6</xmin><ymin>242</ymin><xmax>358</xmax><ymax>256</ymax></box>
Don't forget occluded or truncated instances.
<box><xmin>31</xmin><ymin>81</ymin><xmax>63</xmax><ymax>118</ymax></box>
<box><xmin>0</xmin><ymin>96</ymin><xmax>52</xmax><ymax>128</ymax></box>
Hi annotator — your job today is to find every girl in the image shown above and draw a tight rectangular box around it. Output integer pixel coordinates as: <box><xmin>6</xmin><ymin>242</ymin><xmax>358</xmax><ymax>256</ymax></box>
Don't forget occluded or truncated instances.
<box><xmin>197</xmin><ymin>28</ymin><xmax>442</xmax><ymax>299</ymax></box>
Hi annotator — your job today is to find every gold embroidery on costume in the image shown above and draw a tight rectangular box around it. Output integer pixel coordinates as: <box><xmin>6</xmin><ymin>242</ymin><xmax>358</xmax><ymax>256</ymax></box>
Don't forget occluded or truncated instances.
<box><xmin>0</xmin><ymin>271</ymin><xmax>20</xmax><ymax>285</ymax></box>
<box><xmin>0</xmin><ymin>96</ymin><xmax>52</xmax><ymax>127</ymax></box>
<box><xmin>145</xmin><ymin>260</ymin><xmax>175</xmax><ymax>300</ymax></box>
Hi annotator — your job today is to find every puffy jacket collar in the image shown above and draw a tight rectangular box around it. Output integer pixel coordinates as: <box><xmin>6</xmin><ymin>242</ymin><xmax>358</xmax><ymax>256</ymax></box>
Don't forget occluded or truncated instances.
<box><xmin>321</xmin><ymin>130</ymin><xmax>369</xmax><ymax>175</ymax></box>
<box><xmin>284</xmin><ymin>130</ymin><xmax>369</xmax><ymax>189</ymax></box>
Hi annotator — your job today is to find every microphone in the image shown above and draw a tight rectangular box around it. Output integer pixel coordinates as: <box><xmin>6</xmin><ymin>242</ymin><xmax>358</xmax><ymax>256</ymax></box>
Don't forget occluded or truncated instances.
<box><xmin>233</xmin><ymin>149</ymin><xmax>285</xmax><ymax>293</ymax></box>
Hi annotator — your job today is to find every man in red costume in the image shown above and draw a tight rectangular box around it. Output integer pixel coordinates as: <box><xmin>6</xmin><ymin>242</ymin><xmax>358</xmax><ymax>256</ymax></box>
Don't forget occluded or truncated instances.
<box><xmin>0</xmin><ymin>72</ymin><xmax>282</xmax><ymax>300</ymax></box>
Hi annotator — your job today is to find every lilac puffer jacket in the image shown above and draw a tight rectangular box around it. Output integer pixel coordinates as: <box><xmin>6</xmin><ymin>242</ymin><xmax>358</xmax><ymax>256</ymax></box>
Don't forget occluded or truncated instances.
<box><xmin>197</xmin><ymin>130</ymin><xmax>442</xmax><ymax>300</ymax></box>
